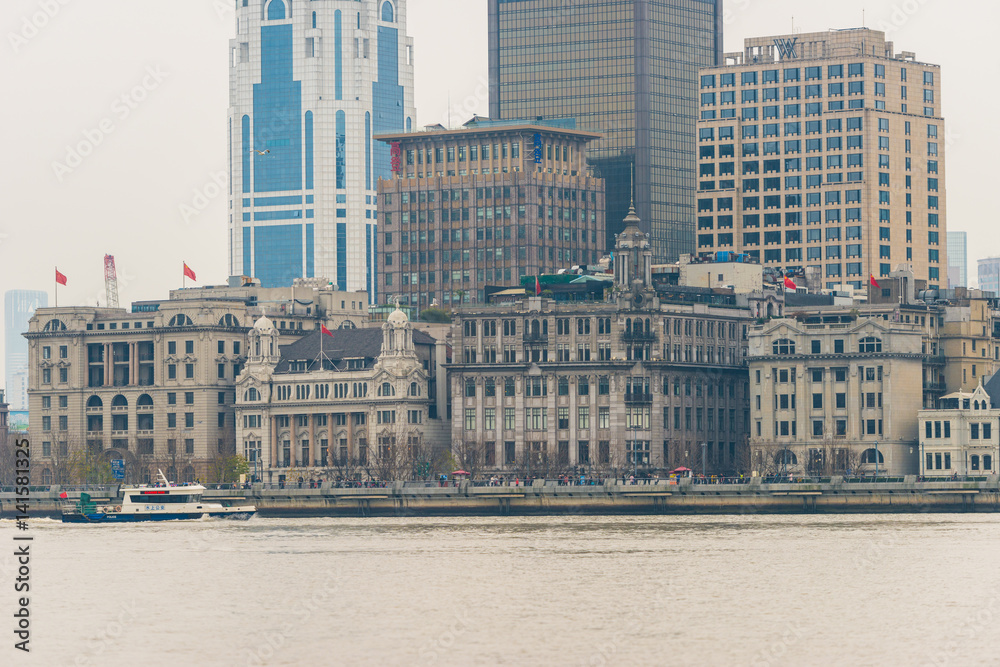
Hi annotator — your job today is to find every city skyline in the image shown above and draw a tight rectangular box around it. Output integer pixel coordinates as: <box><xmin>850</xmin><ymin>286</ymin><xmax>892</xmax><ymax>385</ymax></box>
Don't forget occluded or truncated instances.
<box><xmin>2</xmin><ymin>0</ymin><xmax>997</xmax><ymax>381</ymax></box>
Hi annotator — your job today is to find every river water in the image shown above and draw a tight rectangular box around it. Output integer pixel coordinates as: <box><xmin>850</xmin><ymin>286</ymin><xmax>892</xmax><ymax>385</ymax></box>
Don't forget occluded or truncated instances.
<box><xmin>4</xmin><ymin>515</ymin><xmax>1000</xmax><ymax>666</ymax></box>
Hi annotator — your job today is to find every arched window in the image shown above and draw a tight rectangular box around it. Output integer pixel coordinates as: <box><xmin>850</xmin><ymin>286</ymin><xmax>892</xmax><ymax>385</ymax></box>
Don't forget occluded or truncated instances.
<box><xmin>219</xmin><ymin>314</ymin><xmax>241</xmax><ymax>328</ymax></box>
<box><xmin>167</xmin><ymin>466</ymin><xmax>177</xmax><ymax>482</ymax></box>
<box><xmin>379</xmin><ymin>382</ymin><xmax>395</xmax><ymax>397</ymax></box>
<box><xmin>381</xmin><ymin>1</ymin><xmax>394</xmax><ymax>22</ymax></box>
<box><xmin>625</xmin><ymin>318</ymin><xmax>632</xmax><ymax>334</ymax></box>
<box><xmin>338</xmin><ymin>320</ymin><xmax>356</xmax><ymax>329</ymax></box>
<box><xmin>168</xmin><ymin>314</ymin><xmax>193</xmax><ymax>327</ymax></box>
<box><xmin>311</xmin><ymin>10</ymin><xmax>317</xmax><ymax>28</ymax></box>
<box><xmin>859</xmin><ymin>336</ymin><xmax>883</xmax><ymax>353</ymax></box>
<box><xmin>772</xmin><ymin>338</ymin><xmax>795</xmax><ymax>355</ymax></box>
<box><xmin>111</xmin><ymin>395</ymin><xmax>128</xmax><ymax>408</ymax></box>
<box><xmin>409</xmin><ymin>382</ymin><xmax>419</xmax><ymax>397</ymax></box>
<box><xmin>245</xmin><ymin>387</ymin><xmax>261</xmax><ymax>401</ymax></box>
<box><xmin>183</xmin><ymin>466</ymin><xmax>196</xmax><ymax>484</ymax></box>
<box><xmin>136</xmin><ymin>394</ymin><xmax>153</xmax><ymax>408</ymax></box>
<box><xmin>774</xmin><ymin>449</ymin><xmax>798</xmax><ymax>466</ymax></box>
<box><xmin>41</xmin><ymin>468</ymin><xmax>52</xmax><ymax>484</ymax></box>
<box><xmin>266</xmin><ymin>0</ymin><xmax>287</xmax><ymax>21</ymax></box>
<box><xmin>861</xmin><ymin>448</ymin><xmax>884</xmax><ymax>464</ymax></box>
<box><xmin>86</xmin><ymin>395</ymin><xmax>103</xmax><ymax>409</ymax></box>
<box><xmin>43</xmin><ymin>319</ymin><xmax>66</xmax><ymax>332</ymax></box>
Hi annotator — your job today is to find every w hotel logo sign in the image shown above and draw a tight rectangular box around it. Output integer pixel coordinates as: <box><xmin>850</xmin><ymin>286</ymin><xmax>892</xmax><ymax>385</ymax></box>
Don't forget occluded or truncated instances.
<box><xmin>774</xmin><ymin>38</ymin><xmax>798</xmax><ymax>60</ymax></box>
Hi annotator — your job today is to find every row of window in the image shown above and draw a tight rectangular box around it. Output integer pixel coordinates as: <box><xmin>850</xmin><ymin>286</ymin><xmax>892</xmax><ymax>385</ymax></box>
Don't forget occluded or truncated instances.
<box><xmin>924</xmin><ymin>421</ymin><xmax>995</xmax><ymax>440</ymax></box>
<box><xmin>463</xmin><ymin>405</ymin><xmax>744</xmax><ymax>434</ymax></box>
<box><xmin>700</xmin><ymin>102</ymin><xmax>937</xmax><ymax>121</ymax></box>
<box><xmin>701</xmin><ymin>65</ymin><xmax>932</xmax><ymax>87</ymax></box>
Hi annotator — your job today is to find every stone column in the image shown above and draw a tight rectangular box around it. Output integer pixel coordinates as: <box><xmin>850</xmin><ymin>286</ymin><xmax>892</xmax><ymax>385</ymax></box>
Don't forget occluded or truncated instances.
<box><xmin>129</xmin><ymin>343</ymin><xmax>136</xmax><ymax>386</ymax></box>
<box><xmin>309</xmin><ymin>413</ymin><xmax>316</xmax><ymax>468</ymax></box>
<box><xmin>328</xmin><ymin>412</ymin><xmax>335</xmax><ymax>466</ymax></box>
<box><xmin>270</xmin><ymin>415</ymin><xmax>278</xmax><ymax>470</ymax></box>
<box><xmin>104</xmin><ymin>343</ymin><xmax>111</xmax><ymax>386</ymax></box>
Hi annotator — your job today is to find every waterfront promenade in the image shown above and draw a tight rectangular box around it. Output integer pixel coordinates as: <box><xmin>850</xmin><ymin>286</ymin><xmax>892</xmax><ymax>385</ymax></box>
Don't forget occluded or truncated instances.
<box><xmin>4</xmin><ymin>476</ymin><xmax>1000</xmax><ymax>517</ymax></box>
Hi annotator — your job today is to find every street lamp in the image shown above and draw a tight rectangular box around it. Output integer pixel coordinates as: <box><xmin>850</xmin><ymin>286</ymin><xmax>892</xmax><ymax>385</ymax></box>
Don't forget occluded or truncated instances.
<box><xmin>701</xmin><ymin>442</ymin><xmax>707</xmax><ymax>479</ymax></box>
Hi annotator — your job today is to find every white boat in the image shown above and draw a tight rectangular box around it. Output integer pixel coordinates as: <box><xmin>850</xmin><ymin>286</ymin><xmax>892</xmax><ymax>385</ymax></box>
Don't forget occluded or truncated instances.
<box><xmin>61</xmin><ymin>470</ymin><xmax>256</xmax><ymax>523</ymax></box>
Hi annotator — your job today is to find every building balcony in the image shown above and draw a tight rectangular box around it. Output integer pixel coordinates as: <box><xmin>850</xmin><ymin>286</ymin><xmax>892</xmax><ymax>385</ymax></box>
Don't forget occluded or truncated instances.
<box><xmin>136</xmin><ymin>429</ymin><xmax>154</xmax><ymax>437</ymax></box>
<box><xmin>624</xmin><ymin>391</ymin><xmax>653</xmax><ymax>404</ymax></box>
<box><xmin>923</xmin><ymin>380</ymin><xmax>947</xmax><ymax>392</ymax></box>
<box><xmin>110</xmin><ymin>430</ymin><xmax>129</xmax><ymax>438</ymax></box>
<box><xmin>86</xmin><ymin>430</ymin><xmax>104</xmax><ymax>437</ymax></box>
<box><xmin>621</xmin><ymin>331</ymin><xmax>658</xmax><ymax>343</ymax></box>
<box><xmin>523</xmin><ymin>333</ymin><xmax>548</xmax><ymax>344</ymax></box>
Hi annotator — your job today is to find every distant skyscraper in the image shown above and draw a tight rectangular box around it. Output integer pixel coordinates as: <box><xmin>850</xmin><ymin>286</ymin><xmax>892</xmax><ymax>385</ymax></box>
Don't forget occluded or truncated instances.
<box><xmin>229</xmin><ymin>0</ymin><xmax>416</xmax><ymax>301</ymax></box>
<box><xmin>5</xmin><ymin>290</ymin><xmax>47</xmax><ymax>411</ymax></box>
<box><xmin>978</xmin><ymin>257</ymin><xmax>1000</xmax><ymax>295</ymax></box>
<box><xmin>697</xmin><ymin>29</ymin><xmax>947</xmax><ymax>291</ymax></box>
<box><xmin>947</xmin><ymin>231</ymin><xmax>967</xmax><ymax>288</ymax></box>
<box><xmin>488</xmin><ymin>0</ymin><xmax>723</xmax><ymax>262</ymax></box>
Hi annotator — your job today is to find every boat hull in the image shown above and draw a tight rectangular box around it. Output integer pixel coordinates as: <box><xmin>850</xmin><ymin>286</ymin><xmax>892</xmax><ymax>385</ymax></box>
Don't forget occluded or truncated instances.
<box><xmin>61</xmin><ymin>510</ymin><xmax>256</xmax><ymax>523</ymax></box>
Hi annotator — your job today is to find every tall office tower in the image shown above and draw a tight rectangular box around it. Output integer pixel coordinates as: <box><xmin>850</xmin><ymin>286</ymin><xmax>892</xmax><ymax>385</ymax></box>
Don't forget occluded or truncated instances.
<box><xmin>4</xmin><ymin>290</ymin><xmax>47</xmax><ymax>411</ymax></box>
<box><xmin>978</xmin><ymin>257</ymin><xmax>1000</xmax><ymax>295</ymax></box>
<box><xmin>487</xmin><ymin>0</ymin><xmax>723</xmax><ymax>262</ymax></box>
<box><xmin>229</xmin><ymin>0</ymin><xmax>416</xmax><ymax>300</ymax></box>
<box><xmin>946</xmin><ymin>231</ymin><xmax>967</xmax><ymax>288</ymax></box>
<box><xmin>697</xmin><ymin>29</ymin><xmax>947</xmax><ymax>291</ymax></box>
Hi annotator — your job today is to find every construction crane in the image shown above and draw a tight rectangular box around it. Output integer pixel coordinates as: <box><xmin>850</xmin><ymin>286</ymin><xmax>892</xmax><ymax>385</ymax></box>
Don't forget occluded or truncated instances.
<box><xmin>104</xmin><ymin>254</ymin><xmax>119</xmax><ymax>309</ymax></box>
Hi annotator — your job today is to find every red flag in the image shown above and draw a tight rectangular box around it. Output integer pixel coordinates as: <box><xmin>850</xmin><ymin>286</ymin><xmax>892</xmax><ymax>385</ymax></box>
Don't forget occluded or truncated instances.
<box><xmin>783</xmin><ymin>276</ymin><xmax>797</xmax><ymax>290</ymax></box>
<box><xmin>55</xmin><ymin>269</ymin><xmax>67</xmax><ymax>286</ymax></box>
<box><xmin>535</xmin><ymin>276</ymin><xmax>542</xmax><ymax>296</ymax></box>
<box><xmin>183</xmin><ymin>263</ymin><xmax>197</xmax><ymax>281</ymax></box>
<box><xmin>321</xmin><ymin>324</ymin><xmax>333</xmax><ymax>337</ymax></box>
<box><xmin>59</xmin><ymin>491</ymin><xmax>68</xmax><ymax>499</ymax></box>
<box><xmin>870</xmin><ymin>274</ymin><xmax>881</xmax><ymax>289</ymax></box>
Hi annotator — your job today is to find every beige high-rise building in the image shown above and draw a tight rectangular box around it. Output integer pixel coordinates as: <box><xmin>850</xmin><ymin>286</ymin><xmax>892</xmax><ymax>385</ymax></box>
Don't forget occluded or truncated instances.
<box><xmin>696</xmin><ymin>28</ymin><xmax>946</xmax><ymax>291</ymax></box>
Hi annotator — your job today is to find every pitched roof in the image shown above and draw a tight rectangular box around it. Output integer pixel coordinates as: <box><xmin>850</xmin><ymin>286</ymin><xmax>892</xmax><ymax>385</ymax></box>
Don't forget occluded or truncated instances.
<box><xmin>273</xmin><ymin>327</ymin><xmax>435</xmax><ymax>374</ymax></box>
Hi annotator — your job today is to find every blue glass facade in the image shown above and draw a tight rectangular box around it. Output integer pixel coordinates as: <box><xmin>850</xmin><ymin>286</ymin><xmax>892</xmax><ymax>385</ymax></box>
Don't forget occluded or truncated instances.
<box><xmin>305</xmin><ymin>110</ymin><xmax>314</xmax><ymax>190</ymax></box>
<box><xmin>254</xmin><ymin>24</ymin><xmax>302</xmax><ymax>193</ymax></box>
<box><xmin>255</xmin><ymin>224</ymin><xmax>302</xmax><ymax>287</ymax></box>
<box><xmin>373</xmin><ymin>26</ymin><xmax>403</xmax><ymax>187</ymax></box>
<box><xmin>336</xmin><ymin>111</ymin><xmax>347</xmax><ymax>189</ymax></box>
<box><xmin>337</xmin><ymin>223</ymin><xmax>347</xmax><ymax>290</ymax></box>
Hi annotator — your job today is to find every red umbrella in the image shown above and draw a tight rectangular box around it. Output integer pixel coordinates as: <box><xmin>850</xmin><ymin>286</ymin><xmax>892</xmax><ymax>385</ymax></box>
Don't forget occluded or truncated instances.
<box><xmin>452</xmin><ymin>470</ymin><xmax>470</xmax><ymax>476</ymax></box>
<box><xmin>670</xmin><ymin>467</ymin><xmax>692</xmax><ymax>473</ymax></box>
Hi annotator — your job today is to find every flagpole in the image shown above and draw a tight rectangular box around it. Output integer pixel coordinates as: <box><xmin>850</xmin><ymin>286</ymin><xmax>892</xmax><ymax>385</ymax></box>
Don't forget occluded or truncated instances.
<box><xmin>54</xmin><ymin>267</ymin><xmax>58</xmax><ymax>307</ymax></box>
<box><xmin>182</xmin><ymin>261</ymin><xmax>185</xmax><ymax>289</ymax></box>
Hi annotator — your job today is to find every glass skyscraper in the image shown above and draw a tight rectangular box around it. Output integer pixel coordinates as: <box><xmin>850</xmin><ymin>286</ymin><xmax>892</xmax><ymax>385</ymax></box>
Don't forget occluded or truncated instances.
<box><xmin>488</xmin><ymin>0</ymin><xmax>723</xmax><ymax>262</ymax></box>
<box><xmin>229</xmin><ymin>0</ymin><xmax>416</xmax><ymax>300</ymax></box>
<box><xmin>5</xmin><ymin>290</ymin><xmax>47</xmax><ymax>411</ymax></box>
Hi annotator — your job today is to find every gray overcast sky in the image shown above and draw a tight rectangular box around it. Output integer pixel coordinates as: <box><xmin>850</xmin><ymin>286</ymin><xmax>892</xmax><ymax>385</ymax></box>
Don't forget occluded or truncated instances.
<box><xmin>0</xmin><ymin>0</ymin><xmax>995</xmax><ymax>376</ymax></box>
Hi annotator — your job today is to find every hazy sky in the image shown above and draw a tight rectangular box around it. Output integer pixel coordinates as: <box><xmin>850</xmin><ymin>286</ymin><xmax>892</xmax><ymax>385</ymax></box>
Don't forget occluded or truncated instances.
<box><xmin>1</xmin><ymin>0</ymin><xmax>995</xmax><ymax>377</ymax></box>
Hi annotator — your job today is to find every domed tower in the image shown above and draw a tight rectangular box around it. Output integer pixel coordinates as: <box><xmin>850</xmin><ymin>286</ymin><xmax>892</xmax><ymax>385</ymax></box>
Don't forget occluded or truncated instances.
<box><xmin>248</xmin><ymin>315</ymin><xmax>280</xmax><ymax>367</ymax></box>
<box><xmin>380</xmin><ymin>304</ymin><xmax>416</xmax><ymax>359</ymax></box>
<box><xmin>614</xmin><ymin>202</ymin><xmax>656</xmax><ymax>310</ymax></box>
